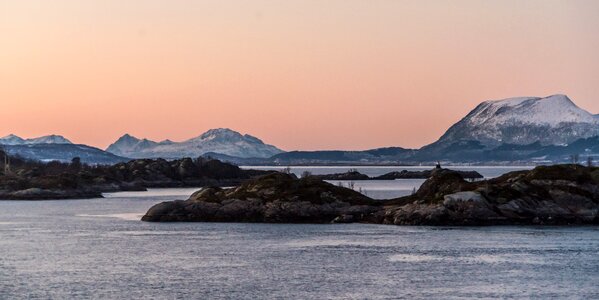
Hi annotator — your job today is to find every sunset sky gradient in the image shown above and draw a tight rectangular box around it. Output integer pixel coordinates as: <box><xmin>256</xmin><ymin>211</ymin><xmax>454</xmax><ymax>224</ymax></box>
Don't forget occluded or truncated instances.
<box><xmin>1</xmin><ymin>0</ymin><xmax>599</xmax><ymax>150</ymax></box>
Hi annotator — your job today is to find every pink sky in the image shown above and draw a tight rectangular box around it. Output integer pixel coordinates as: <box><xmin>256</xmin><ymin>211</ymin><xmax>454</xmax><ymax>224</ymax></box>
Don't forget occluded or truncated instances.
<box><xmin>1</xmin><ymin>0</ymin><xmax>599</xmax><ymax>150</ymax></box>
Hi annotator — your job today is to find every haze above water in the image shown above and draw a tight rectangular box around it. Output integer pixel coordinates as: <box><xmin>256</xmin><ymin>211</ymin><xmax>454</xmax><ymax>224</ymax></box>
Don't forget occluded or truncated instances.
<box><xmin>2</xmin><ymin>166</ymin><xmax>598</xmax><ymax>299</ymax></box>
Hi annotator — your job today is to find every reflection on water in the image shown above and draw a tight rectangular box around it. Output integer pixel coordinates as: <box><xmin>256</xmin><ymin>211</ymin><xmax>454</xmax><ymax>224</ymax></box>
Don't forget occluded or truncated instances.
<box><xmin>0</xmin><ymin>188</ymin><xmax>598</xmax><ymax>298</ymax></box>
<box><xmin>77</xmin><ymin>213</ymin><xmax>143</xmax><ymax>221</ymax></box>
<box><xmin>103</xmin><ymin>187</ymin><xmax>202</xmax><ymax>198</ymax></box>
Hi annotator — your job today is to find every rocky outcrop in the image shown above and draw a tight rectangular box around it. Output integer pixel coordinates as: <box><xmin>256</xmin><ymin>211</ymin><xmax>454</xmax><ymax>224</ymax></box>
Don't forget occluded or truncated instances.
<box><xmin>142</xmin><ymin>173</ymin><xmax>384</xmax><ymax>223</ymax></box>
<box><xmin>384</xmin><ymin>165</ymin><xmax>599</xmax><ymax>225</ymax></box>
<box><xmin>0</xmin><ymin>188</ymin><xmax>102</xmax><ymax>200</ymax></box>
<box><xmin>143</xmin><ymin>165</ymin><xmax>599</xmax><ymax>225</ymax></box>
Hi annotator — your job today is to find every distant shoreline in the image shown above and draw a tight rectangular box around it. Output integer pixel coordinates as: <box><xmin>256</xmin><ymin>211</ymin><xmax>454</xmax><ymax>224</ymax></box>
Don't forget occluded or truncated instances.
<box><xmin>239</xmin><ymin>164</ymin><xmax>539</xmax><ymax>167</ymax></box>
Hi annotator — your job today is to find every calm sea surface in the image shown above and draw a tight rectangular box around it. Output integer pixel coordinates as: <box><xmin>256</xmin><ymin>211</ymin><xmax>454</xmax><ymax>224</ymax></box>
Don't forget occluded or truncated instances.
<box><xmin>2</xmin><ymin>166</ymin><xmax>599</xmax><ymax>299</ymax></box>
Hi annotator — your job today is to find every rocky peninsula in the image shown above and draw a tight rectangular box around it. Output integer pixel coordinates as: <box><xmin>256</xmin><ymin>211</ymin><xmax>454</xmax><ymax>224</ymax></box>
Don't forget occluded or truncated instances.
<box><xmin>143</xmin><ymin>165</ymin><xmax>599</xmax><ymax>225</ymax></box>
<box><xmin>0</xmin><ymin>153</ymin><xmax>271</xmax><ymax>200</ymax></box>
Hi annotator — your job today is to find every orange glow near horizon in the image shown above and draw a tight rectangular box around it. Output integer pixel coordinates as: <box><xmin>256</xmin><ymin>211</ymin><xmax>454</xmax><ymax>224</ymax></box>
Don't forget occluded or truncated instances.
<box><xmin>1</xmin><ymin>0</ymin><xmax>599</xmax><ymax>151</ymax></box>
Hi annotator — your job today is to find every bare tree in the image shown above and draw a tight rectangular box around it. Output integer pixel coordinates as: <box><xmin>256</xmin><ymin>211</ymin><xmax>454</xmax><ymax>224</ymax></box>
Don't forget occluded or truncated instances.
<box><xmin>301</xmin><ymin>170</ymin><xmax>312</xmax><ymax>178</ymax></box>
<box><xmin>347</xmin><ymin>181</ymin><xmax>355</xmax><ymax>190</ymax></box>
<box><xmin>588</xmin><ymin>156</ymin><xmax>594</xmax><ymax>167</ymax></box>
<box><xmin>71</xmin><ymin>157</ymin><xmax>82</xmax><ymax>171</ymax></box>
<box><xmin>571</xmin><ymin>154</ymin><xmax>580</xmax><ymax>165</ymax></box>
<box><xmin>282</xmin><ymin>166</ymin><xmax>292</xmax><ymax>174</ymax></box>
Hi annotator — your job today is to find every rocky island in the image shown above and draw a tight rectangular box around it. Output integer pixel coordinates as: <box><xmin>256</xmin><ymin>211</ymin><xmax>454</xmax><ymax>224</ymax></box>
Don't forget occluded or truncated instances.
<box><xmin>143</xmin><ymin>164</ymin><xmax>599</xmax><ymax>225</ymax></box>
<box><xmin>142</xmin><ymin>172</ymin><xmax>381</xmax><ymax>223</ymax></box>
<box><xmin>314</xmin><ymin>168</ymin><xmax>483</xmax><ymax>181</ymax></box>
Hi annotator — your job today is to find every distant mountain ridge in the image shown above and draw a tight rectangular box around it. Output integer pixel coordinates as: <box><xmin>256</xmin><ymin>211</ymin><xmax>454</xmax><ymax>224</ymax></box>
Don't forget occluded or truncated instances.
<box><xmin>0</xmin><ymin>134</ymin><xmax>72</xmax><ymax>145</ymax></box>
<box><xmin>2</xmin><ymin>94</ymin><xmax>598</xmax><ymax>165</ymax></box>
<box><xmin>106</xmin><ymin>128</ymin><xmax>284</xmax><ymax>159</ymax></box>
<box><xmin>269</xmin><ymin>147</ymin><xmax>415</xmax><ymax>164</ymax></box>
<box><xmin>204</xmin><ymin>94</ymin><xmax>599</xmax><ymax>165</ymax></box>
<box><xmin>0</xmin><ymin>134</ymin><xmax>126</xmax><ymax>164</ymax></box>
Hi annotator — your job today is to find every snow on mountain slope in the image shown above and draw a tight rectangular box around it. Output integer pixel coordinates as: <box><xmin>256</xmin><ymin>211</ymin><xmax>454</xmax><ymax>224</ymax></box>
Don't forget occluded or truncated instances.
<box><xmin>468</xmin><ymin>94</ymin><xmax>596</xmax><ymax>127</ymax></box>
<box><xmin>106</xmin><ymin>128</ymin><xmax>284</xmax><ymax>159</ymax></box>
<box><xmin>0</xmin><ymin>134</ymin><xmax>26</xmax><ymax>145</ymax></box>
<box><xmin>434</xmin><ymin>94</ymin><xmax>599</xmax><ymax>147</ymax></box>
<box><xmin>0</xmin><ymin>134</ymin><xmax>72</xmax><ymax>145</ymax></box>
<box><xmin>27</xmin><ymin>134</ymin><xmax>72</xmax><ymax>144</ymax></box>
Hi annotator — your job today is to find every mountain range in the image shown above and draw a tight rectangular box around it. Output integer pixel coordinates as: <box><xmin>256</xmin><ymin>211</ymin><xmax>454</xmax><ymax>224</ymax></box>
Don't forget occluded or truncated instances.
<box><xmin>106</xmin><ymin>128</ymin><xmax>283</xmax><ymax>159</ymax></box>
<box><xmin>1</xmin><ymin>94</ymin><xmax>598</xmax><ymax>165</ymax></box>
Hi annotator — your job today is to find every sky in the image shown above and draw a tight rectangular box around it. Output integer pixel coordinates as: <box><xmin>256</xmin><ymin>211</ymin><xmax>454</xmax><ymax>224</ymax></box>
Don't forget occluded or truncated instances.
<box><xmin>1</xmin><ymin>0</ymin><xmax>599</xmax><ymax>151</ymax></box>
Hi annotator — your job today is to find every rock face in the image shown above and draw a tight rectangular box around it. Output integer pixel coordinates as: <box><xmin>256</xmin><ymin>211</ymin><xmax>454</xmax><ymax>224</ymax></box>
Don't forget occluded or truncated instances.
<box><xmin>142</xmin><ymin>173</ymin><xmax>383</xmax><ymax>223</ymax></box>
<box><xmin>142</xmin><ymin>165</ymin><xmax>599</xmax><ymax>226</ymax></box>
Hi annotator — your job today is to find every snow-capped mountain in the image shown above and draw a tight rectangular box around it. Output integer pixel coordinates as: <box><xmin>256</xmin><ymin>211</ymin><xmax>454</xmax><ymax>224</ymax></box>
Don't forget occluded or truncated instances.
<box><xmin>0</xmin><ymin>134</ymin><xmax>125</xmax><ymax>164</ymax></box>
<box><xmin>106</xmin><ymin>128</ymin><xmax>284</xmax><ymax>159</ymax></box>
<box><xmin>0</xmin><ymin>134</ymin><xmax>25</xmax><ymax>145</ymax></box>
<box><xmin>2</xmin><ymin>143</ymin><xmax>127</xmax><ymax>164</ymax></box>
<box><xmin>0</xmin><ymin>134</ymin><xmax>72</xmax><ymax>145</ymax></box>
<box><xmin>434</xmin><ymin>94</ymin><xmax>599</xmax><ymax>147</ymax></box>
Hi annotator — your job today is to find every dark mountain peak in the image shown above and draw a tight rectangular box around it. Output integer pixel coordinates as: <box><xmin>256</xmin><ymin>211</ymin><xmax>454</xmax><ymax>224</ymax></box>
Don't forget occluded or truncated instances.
<box><xmin>116</xmin><ymin>133</ymin><xmax>141</xmax><ymax>143</ymax></box>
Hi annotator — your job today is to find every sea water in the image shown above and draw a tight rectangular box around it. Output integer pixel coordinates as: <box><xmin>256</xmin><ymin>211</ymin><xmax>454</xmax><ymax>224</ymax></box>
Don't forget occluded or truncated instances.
<box><xmin>2</xmin><ymin>166</ymin><xmax>598</xmax><ymax>299</ymax></box>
